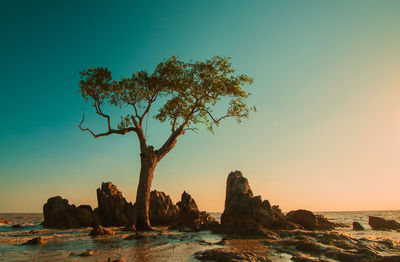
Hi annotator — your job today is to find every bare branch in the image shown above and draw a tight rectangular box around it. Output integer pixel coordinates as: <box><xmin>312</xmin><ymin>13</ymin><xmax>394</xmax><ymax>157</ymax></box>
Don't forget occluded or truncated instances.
<box><xmin>78</xmin><ymin>112</ymin><xmax>137</xmax><ymax>138</ymax></box>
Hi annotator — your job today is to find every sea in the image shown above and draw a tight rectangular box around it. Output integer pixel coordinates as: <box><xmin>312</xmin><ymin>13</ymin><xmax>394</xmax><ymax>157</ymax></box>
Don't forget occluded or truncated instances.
<box><xmin>0</xmin><ymin>210</ymin><xmax>399</xmax><ymax>261</ymax></box>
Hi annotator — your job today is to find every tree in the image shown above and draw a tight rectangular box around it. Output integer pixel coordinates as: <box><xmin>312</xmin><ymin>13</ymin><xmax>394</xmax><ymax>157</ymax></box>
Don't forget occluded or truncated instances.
<box><xmin>78</xmin><ymin>56</ymin><xmax>255</xmax><ymax>230</ymax></box>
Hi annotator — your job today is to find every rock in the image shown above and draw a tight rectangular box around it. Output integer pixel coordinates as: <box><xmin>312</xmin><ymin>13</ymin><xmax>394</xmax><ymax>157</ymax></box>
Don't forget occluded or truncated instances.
<box><xmin>89</xmin><ymin>225</ymin><xmax>115</xmax><ymax>236</ymax></box>
<box><xmin>43</xmin><ymin>196</ymin><xmax>100</xmax><ymax>229</ymax></box>
<box><xmin>175</xmin><ymin>191</ymin><xmax>217</xmax><ymax>231</ymax></box>
<box><xmin>353</xmin><ymin>221</ymin><xmax>364</xmax><ymax>231</ymax></box>
<box><xmin>286</xmin><ymin>210</ymin><xmax>340</xmax><ymax>230</ymax></box>
<box><xmin>12</xmin><ymin>224</ymin><xmax>22</xmax><ymax>229</ymax></box>
<box><xmin>95</xmin><ymin>182</ymin><xmax>135</xmax><ymax>226</ymax></box>
<box><xmin>369</xmin><ymin>216</ymin><xmax>400</xmax><ymax>230</ymax></box>
<box><xmin>149</xmin><ymin>190</ymin><xmax>180</xmax><ymax>226</ymax></box>
<box><xmin>0</xmin><ymin>218</ymin><xmax>11</xmax><ymax>225</ymax></box>
<box><xmin>121</xmin><ymin>224</ymin><xmax>136</xmax><ymax>231</ymax></box>
<box><xmin>286</xmin><ymin>210</ymin><xmax>317</xmax><ymax>230</ymax></box>
<box><xmin>194</xmin><ymin>248</ymin><xmax>271</xmax><ymax>262</ymax></box>
<box><xmin>79</xmin><ymin>250</ymin><xmax>95</xmax><ymax>257</ymax></box>
<box><xmin>221</xmin><ymin>171</ymin><xmax>295</xmax><ymax>235</ymax></box>
<box><xmin>23</xmin><ymin>237</ymin><xmax>47</xmax><ymax>245</ymax></box>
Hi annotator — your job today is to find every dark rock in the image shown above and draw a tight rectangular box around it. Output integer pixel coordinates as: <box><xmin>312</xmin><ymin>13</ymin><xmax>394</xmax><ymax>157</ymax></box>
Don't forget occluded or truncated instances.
<box><xmin>353</xmin><ymin>222</ymin><xmax>364</xmax><ymax>231</ymax></box>
<box><xmin>0</xmin><ymin>218</ymin><xmax>11</xmax><ymax>225</ymax></box>
<box><xmin>221</xmin><ymin>171</ymin><xmax>295</xmax><ymax>235</ymax></box>
<box><xmin>215</xmin><ymin>239</ymin><xmax>227</xmax><ymax>245</ymax></box>
<box><xmin>149</xmin><ymin>190</ymin><xmax>180</xmax><ymax>226</ymax></box>
<box><xmin>79</xmin><ymin>250</ymin><xmax>95</xmax><ymax>257</ymax></box>
<box><xmin>12</xmin><ymin>224</ymin><xmax>22</xmax><ymax>229</ymax></box>
<box><xmin>43</xmin><ymin>196</ymin><xmax>100</xmax><ymax>229</ymax></box>
<box><xmin>89</xmin><ymin>225</ymin><xmax>115</xmax><ymax>236</ymax></box>
<box><xmin>95</xmin><ymin>182</ymin><xmax>135</xmax><ymax>227</ymax></box>
<box><xmin>121</xmin><ymin>224</ymin><xmax>136</xmax><ymax>232</ymax></box>
<box><xmin>194</xmin><ymin>248</ymin><xmax>271</xmax><ymax>262</ymax></box>
<box><xmin>370</xmin><ymin>256</ymin><xmax>400</xmax><ymax>262</ymax></box>
<box><xmin>369</xmin><ymin>216</ymin><xmax>400</xmax><ymax>230</ymax></box>
<box><xmin>23</xmin><ymin>237</ymin><xmax>47</xmax><ymax>245</ymax></box>
<box><xmin>286</xmin><ymin>210</ymin><xmax>317</xmax><ymax>230</ymax></box>
<box><xmin>175</xmin><ymin>191</ymin><xmax>217</xmax><ymax>231</ymax></box>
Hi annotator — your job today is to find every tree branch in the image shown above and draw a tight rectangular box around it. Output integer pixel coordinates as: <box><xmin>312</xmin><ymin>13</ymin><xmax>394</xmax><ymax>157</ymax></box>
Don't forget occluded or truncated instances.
<box><xmin>78</xmin><ymin>112</ymin><xmax>137</xmax><ymax>138</ymax></box>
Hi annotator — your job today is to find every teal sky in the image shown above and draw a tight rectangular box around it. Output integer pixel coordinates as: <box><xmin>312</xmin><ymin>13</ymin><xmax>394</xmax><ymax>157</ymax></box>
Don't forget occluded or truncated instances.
<box><xmin>1</xmin><ymin>1</ymin><xmax>400</xmax><ymax>213</ymax></box>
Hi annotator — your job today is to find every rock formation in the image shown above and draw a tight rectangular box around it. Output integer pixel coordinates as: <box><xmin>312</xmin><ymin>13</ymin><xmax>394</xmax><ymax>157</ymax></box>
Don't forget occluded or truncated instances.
<box><xmin>353</xmin><ymin>221</ymin><xmax>364</xmax><ymax>231</ymax></box>
<box><xmin>369</xmin><ymin>216</ymin><xmax>400</xmax><ymax>230</ymax></box>
<box><xmin>221</xmin><ymin>171</ymin><xmax>295</xmax><ymax>235</ymax></box>
<box><xmin>149</xmin><ymin>190</ymin><xmax>180</xmax><ymax>225</ymax></box>
<box><xmin>22</xmin><ymin>237</ymin><xmax>47</xmax><ymax>245</ymax></box>
<box><xmin>43</xmin><ymin>196</ymin><xmax>100</xmax><ymax>228</ymax></box>
<box><xmin>286</xmin><ymin>209</ymin><xmax>342</xmax><ymax>230</ymax></box>
<box><xmin>175</xmin><ymin>191</ymin><xmax>218</xmax><ymax>231</ymax></box>
<box><xmin>95</xmin><ymin>182</ymin><xmax>135</xmax><ymax>226</ymax></box>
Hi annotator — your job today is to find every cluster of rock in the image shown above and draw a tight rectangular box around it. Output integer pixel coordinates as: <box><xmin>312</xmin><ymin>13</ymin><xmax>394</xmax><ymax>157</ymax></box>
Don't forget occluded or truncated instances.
<box><xmin>43</xmin><ymin>182</ymin><xmax>215</xmax><ymax>231</ymax></box>
<box><xmin>220</xmin><ymin>171</ymin><xmax>346</xmax><ymax>236</ymax></box>
<box><xmin>0</xmin><ymin>218</ymin><xmax>11</xmax><ymax>225</ymax></box>
<box><xmin>43</xmin><ymin>196</ymin><xmax>100</xmax><ymax>228</ymax></box>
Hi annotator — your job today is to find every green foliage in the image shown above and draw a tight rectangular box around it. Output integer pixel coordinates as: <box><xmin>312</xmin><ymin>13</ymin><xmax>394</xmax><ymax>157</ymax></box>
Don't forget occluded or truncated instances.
<box><xmin>79</xmin><ymin>56</ymin><xmax>255</xmax><ymax>135</ymax></box>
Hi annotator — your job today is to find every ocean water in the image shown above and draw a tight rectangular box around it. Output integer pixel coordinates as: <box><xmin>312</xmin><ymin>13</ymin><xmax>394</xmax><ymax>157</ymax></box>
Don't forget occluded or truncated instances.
<box><xmin>0</xmin><ymin>210</ymin><xmax>399</xmax><ymax>261</ymax></box>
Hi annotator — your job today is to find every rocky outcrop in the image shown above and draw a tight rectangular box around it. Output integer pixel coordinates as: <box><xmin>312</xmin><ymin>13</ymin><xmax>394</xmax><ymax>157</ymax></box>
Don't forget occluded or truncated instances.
<box><xmin>369</xmin><ymin>216</ymin><xmax>400</xmax><ymax>230</ymax></box>
<box><xmin>194</xmin><ymin>248</ymin><xmax>271</xmax><ymax>262</ymax></box>
<box><xmin>175</xmin><ymin>191</ymin><xmax>218</xmax><ymax>231</ymax></box>
<box><xmin>95</xmin><ymin>182</ymin><xmax>135</xmax><ymax>226</ymax></box>
<box><xmin>353</xmin><ymin>221</ymin><xmax>364</xmax><ymax>231</ymax></box>
<box><xmin>89</xmin><ymin>225</ymin><xmax>115</xmax><ymax>236</ymax></box>
<box><xmin>0</xmin><ymin>218</ymin><xmax>11</xmax><ymax>225</ymax></box>
<box><xmin>221</xmin><ymin>171</ymin><xmax>295</xmax><ymax>235</ymax></box>
<box><xmin>22</xmin><ymin>237</ymin><xmax>47</xmax><ymax>245</ymax></box>
<box><xmin>149</xmin><ymin>190</ymin><xmax>180</xmax><ymax>225</ymax></box>
<box><xmin>286</xmin><ymin>210</ymin><xmax>342</xmax><ymax>230</ymax></box>
<box><xmin>43</xmin><ymin>196</ymin><xmax>100</xmax><ymax>228</ymax></box>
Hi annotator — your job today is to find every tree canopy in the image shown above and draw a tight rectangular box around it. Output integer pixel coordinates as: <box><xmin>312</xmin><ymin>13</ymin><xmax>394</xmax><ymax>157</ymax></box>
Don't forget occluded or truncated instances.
<box><xmin>78</xmin><ymin>56</ymin><xmax>255</xmax><ymax>160</ymax></box>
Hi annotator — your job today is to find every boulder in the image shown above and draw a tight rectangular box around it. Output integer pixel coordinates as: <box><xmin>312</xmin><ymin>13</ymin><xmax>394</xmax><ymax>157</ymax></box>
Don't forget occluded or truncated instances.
<box><xmin>353</xmin><ymin>221</ymin><xmax>364</xmax><ymax>231</ymax></box>
<box><xmin>286</xmin><ymin>210</ymin><xmax>341</xmax><ymax>230</ymax></box>
<box><xmin>149</xmin><ymin>190</ymin><xmax>180</xmax><ymax>225</ymax></box>
<box><xmin>43</xmin><ymin>196</ymin><xmax>100</xmax><ymax>229</ymax></box>
<box><xmin>175</xmin><ymin>191</ymin><xmax>217</xmax><ymax>231</ymax></box>
<box><xmin>89</xmin><ymin>225</ymin><xmax>115</xmax><ymax>236</ymax></box>
<box><xmin>12</xmin><ymin>224</ymin><xmax>22</xmax><ymax>229</ymax></box>
<box><xmin>369</xmin><ymin>216</ymin><xmax>400</xmax><ymax>230</ymax></box>
<box><xmin>23</xmin><ymin>237</ymin><xmax>47</xmax><ymax>245</ymax></box>
<box><xmin>95</xmin><ymin>182</ymin><xmax>135</xmax><ymax>226</ymax></box>
<box><xmin>221</xmin><ymin>171</ymin><xmax>295</xmax><ymax>235</ymax></box>
<box><xmin>0</xmin><ymin>218</ymin><xmax>11</xmax><ymax>225</ymax></box>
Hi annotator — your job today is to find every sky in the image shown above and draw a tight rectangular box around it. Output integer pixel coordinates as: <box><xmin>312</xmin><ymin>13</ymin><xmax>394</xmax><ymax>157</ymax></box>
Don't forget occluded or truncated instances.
<box><xmin>1</xmin><ymin>0</ymin><xmax>400</xmax><ymax>213</ymax></box>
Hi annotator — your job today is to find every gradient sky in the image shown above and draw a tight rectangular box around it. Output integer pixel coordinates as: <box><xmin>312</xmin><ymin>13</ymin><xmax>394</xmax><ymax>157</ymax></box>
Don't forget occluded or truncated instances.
<box><xmin>1</xmin><ymin>0</ymin><xmax>400</xmax><ymax>213</ymax></box>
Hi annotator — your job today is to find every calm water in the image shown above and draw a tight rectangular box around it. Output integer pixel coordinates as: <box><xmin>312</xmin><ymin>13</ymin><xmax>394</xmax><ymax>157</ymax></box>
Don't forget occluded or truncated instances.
<box><xmin>1</xmin><ymin>210</ymin><xmax>400</xmax><ymax>261</ymax></box>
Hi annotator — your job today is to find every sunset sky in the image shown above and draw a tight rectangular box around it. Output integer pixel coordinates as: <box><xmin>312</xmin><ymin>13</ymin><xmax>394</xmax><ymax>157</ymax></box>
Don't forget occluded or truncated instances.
<box><xmin>1</xmin><ymin>0</ymin><xmax>400</xmax><ymax>213</ymax></box>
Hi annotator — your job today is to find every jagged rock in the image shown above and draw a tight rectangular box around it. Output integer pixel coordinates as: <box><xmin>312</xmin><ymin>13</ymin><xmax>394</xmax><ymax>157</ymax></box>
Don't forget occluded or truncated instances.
<box><xmin>286</xmin><ymin>210</ymin><xmax>340</xmax><ymax>230</ymax></box>
<box><xmin>149</xmin><ymin>190</ymin><xmax>180</xmax><ymax>225</ymax></box>
<box><xmin>369</xmin><ymin>216</ymin><xmax>400</xmax><ymax>230</ymax></box>
<box><xmin>221</xmin><ymin>171</ymin><xmax>295</xmax><ymax>235</ymax></box>
<box><xmin>0</xmin><ymin>218</ymin><xmax>11</xmax><ymax>225</ymax></box>
<box><xmin>12</xmin><ymin>224</ymin><xmax>22</xmax><ymax>229</ymax></box>
<box><xmin>89</xmin><ymin>225</ymin><xmax>115</xmax><ymax>236</ymax></box>
<box><xmin>95</xmin><ymin>182</ymin><xmax>135</xmax><ymax>226</ymax></box>
<box><xmin>43</xmin><ymin>196</ymin><xmax>100</xmax><ymax>229</ymax></box>
<box><xmin>353</xmin><ymin>221</ymin><xmax>364</xmax><ymax>231</ymax></box>
<box><xmin>23</xmin><ymin>237</ymin><xmax>47</xmax><ymax>245</ymax></box>
<box><xmin>175</xmin><ymin>191</ymin><xmax>217</xmax><ymax>231</ymax></box>
<box><xmin>194</xmin><ymin>248</ymin><xmax>271</xmax><ymax>262</ymax></box>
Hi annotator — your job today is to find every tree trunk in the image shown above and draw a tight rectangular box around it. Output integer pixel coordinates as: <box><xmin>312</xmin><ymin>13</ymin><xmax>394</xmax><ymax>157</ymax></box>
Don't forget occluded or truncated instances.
<box><xmin>134</xmin><ymin>147</ymin><xmax>158</xmax><ymax>231</ymax></box>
